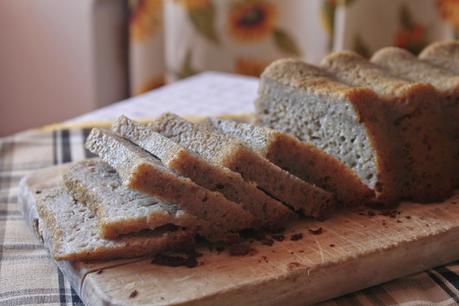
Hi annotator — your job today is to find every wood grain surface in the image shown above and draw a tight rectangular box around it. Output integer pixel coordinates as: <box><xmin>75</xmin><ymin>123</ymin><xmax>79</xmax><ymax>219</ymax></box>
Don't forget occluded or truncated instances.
<box><xmin>18</xmin><ymin>163</ymin><xmax>459</xmax><ymax>306</ymax></box>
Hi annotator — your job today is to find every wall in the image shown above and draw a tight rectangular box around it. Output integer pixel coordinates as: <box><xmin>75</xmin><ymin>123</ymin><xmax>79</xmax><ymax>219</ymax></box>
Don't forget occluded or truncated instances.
<box><xmin>0</xmin><ymin>0</ymin><xmax>127</xmax><ymax>136</ymax></box>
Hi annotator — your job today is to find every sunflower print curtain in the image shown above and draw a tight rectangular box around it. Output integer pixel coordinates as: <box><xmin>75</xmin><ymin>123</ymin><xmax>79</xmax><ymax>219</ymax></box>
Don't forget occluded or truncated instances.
<box><xmin>128</xmin><ymin>0</ymin><xmax>459</xmax><ymax>96</ymax></box>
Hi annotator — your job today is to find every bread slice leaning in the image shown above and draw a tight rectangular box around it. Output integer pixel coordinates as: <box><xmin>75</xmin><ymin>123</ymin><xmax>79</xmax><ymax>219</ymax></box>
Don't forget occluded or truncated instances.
<box><xmin>322</xmin><ymin>51</ymin><xmax>456</xmax><ymax>202</ymax></box>
<box><xmin>202</xmin><ymin>117</ymin><xmax>370</xmax><ymax>208</ymax></box>
<box><xmin>112</xmin><ymin>115</ymin><xmax>295</xmax><ymax>227</ymax></box>
<box><xmin>63</xmin><ymin>159</ymin><xmax>199</xmax><ymax>239</ymax></box>
<box><xmin>35</xmin><ymin>185</ymin><xmax>194</xmax><ymax>261</ymax></box>
<box><xmin>419</xmin><ymin>40</ymin><xmax>459</xmax><ymax>74</ymax></box>
<box><xmin>150</xmin><ymin>113</ymin><xmax>331</xmax><ymax>215</ymax></box>
<box><xmin>85</xmin><ymin>128</ymin><xmax>253</xmax><ymax>242</ymax></box>
<box><xmin>256</xmin><ymin>59</ymin><xmax>401</xmax><ymax>206</ymax></box>
<box><xmin>372</xmin><ymin>47</ymin><xmax>459</xmax><ymax>186</ymax></box>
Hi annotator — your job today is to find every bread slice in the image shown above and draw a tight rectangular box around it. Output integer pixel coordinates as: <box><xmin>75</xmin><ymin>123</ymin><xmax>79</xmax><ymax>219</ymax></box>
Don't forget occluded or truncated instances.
<box><xmin>113</xmin><ymin>116</ymin><xmax>295</xmax><ymax>226</ymax></box>
<box><xmin>85</xmin><ymin>128</ymin><xmax>253</xmax><ymax>242</ymax></box>
<box><xmin>63</xmin><ymin>159</ymin><xmax>199</xmax><ymax>239</ymax></box>
<box><xmin>256</xmin><ymin>59</ymin><xmax>402</xmax><ymax>206</ymax></box>
<box><xmin>149</xmin><ymin>113</ymin><xmax>329</xmax><ymax>214</ymax></box>
<box><xmin>419</xmin><ymin>41</ymin><xmax>459</xmax><ymax>74</ymax></box>
<box><xmin>35</xmin><ymin>186</ymin><xmax>194</xmax><ymax>261</ymax></box>
<box><xmin>372</xmin><ymin>47</ymin><xmax>459</xmax><ymax>185</ymax></box>
<box><xmin>203</xmin><ymin>117</ymin><xmax>372</xmax><ymax>208</ymax></box>
<box><xmin>322</xmin><ymin>51</ymin><xmax>455</xmax><ymax>202</ymax></box>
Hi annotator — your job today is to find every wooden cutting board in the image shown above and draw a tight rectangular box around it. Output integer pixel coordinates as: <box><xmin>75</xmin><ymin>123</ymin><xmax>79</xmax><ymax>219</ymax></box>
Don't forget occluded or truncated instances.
<box><xmin>18</xmin><ymin>163</ymin><xmax>459</xmax><ymax>306</ymax></box>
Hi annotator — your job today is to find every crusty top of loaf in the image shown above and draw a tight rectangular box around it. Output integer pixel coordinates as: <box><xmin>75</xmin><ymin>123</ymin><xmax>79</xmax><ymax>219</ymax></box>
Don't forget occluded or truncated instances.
<box><xmin>419</xmin><ymin>41</ymin><xmax>459</xmax><ymax>74</ymax></box>
<box><xmin>372</xmin><ymin>47</ymin><xmax>459</xmax><ymax>94</ymax></box>
<box><xmin>261</xmin><ymin>58</ymin><xmax>380</xmax><ymax>104</ymax></box>
<box><xmin>420</xmin><ymin>41</ymin><xmax>459</xmax><ymax>60</ymax></box>
<box><xmin>322</xmin><ymin>51</ymin><xmax>436</xmax><ymax>99</ymax></box>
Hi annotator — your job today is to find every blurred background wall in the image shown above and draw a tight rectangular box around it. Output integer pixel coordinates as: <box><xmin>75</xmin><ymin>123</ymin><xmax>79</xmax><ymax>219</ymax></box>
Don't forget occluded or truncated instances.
<box><xmin>0</xmin><ymin>0</ymin><xmax>127</xmax><ymax>136</ymax></box>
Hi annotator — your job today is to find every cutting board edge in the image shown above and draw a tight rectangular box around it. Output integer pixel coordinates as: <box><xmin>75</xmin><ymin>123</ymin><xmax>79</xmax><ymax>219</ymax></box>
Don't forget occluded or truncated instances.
<box><xmin>79</xmin><ymin>224</ymin><xmax>459</xmax><ymax>306</ymax></box>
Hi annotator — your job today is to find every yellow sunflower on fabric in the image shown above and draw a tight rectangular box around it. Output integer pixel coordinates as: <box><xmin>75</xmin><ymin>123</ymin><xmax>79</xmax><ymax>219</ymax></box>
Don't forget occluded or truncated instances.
<box><xmin>228</xmin><ymin>0</ymin><xmax>277</xmax><ymax>42</ymax></box>
<box><xmin>437</xmin><ymin>0</ymin><xmax>459</xmax><ymax>28</ymax></box>
<box><xmin>234</xmin><ymin>58</ymin><xmax>270</xmax><ymax>77</ymax></box>
<box><xmin>129</xmin><ymin>0</ymin><xmax>163</xmax><ymax>42</ymax></box>
<box><xmin>174</xmin><ymin>0</ymin><xmax>210</xmax><ymax>10</ymax></box>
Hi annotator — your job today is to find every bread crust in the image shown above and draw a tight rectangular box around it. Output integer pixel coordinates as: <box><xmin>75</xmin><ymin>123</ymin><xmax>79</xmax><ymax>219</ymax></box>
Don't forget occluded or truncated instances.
<box><xmin>150</xmin><ymin>113</ymin><xmax>331</xmax><ymax>214</ymax></box>
<box><xmin>113</xmin><ymin>115</ymin><xmax>296</xmax><ymax>226</ymax></box>
<box><xmin>322</xmin><ymin>51</ymin><xmax>455</xmax><ymax>202</ymax></box>
<box><xmin>420</xmin><ymin>41</ymin><xmax>459</xmax><ymax>74</ymax></box>
<box><xmin>85</xmin><ymin>128</ymin><xmax>253</xmax><ymax>242</ymax></box>
<box><xmin>372</xmin><ymin>47</ymin><xmax>459</xmax><ymax>187</ymax></box>
<box><xmin>257</xmin><ymin>59</ymin><xmax>401</xmax><ymax>205</ymax></box>
<box><xmin>63</xmin><ymin>159</ymin><xmax>199</xmax><ymax>239</ymax></box>
<box><xmin>36</xmin><ymin>186</ymin><xmax>194</xmax><ymax>261</ymax></box>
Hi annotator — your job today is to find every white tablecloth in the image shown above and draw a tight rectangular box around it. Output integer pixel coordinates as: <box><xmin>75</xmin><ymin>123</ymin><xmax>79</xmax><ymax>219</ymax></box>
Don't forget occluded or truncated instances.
<box><xmin>69</xmin><ymin>72</ymin><xmax>259</xmax><ymax>123</ymax></box>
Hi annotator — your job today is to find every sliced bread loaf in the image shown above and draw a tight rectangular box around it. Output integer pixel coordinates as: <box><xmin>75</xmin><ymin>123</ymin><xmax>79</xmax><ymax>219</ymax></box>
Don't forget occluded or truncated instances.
<box><xmin>419</xmin><ymin>41</ymin><xmax>459</xmax><ymax>74</ymax></box>
<box><xmin>255</xmin><ymin>59</ymin><xmax>401</xmax><ymax>206</ymax></box>
<box><xmin>35</xmin><ymin>186</ymin><xmax>194</xmax><ymax>261</ymax></box>
<box><xmin>322</xmin><ymin>51</ymin><xmax>456</xmax><ymax>202</ymax></box>
<box><xmin>202</xmin><ymin>118</ymin><xmax>370</xmax><ymax>207</ymax></box>
<box><xmin>85</xmin><ymin>128</ymin><xmax>253</xmax><ymax>242</ymax></box>
<box><xmin>112</xmin><ymin>115</ymin><xmax>295</xmax><ymax>226</ymax></box>
<box><xmin>372</xmin><ymin>47</ymin><xmax>459</xmax><ymax>185</ymax></box>
<box><xmin>63</xmin><ymin>159</ymin><xmax>199</xmax><ymax>239</ymax></box>
<box><xmin>150</xmin><ymin>113</ymin><xmax>333</xmax><ymax>215</ymax></box>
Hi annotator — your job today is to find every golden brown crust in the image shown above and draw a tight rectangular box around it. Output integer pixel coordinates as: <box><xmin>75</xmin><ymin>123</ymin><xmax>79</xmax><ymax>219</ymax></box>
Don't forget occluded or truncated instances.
<box><xmin>258</xmin><ymin>58</ymin><xmax>402</xmax><ymax>205</ymax></box>
<box><xmin>322</xmin><ymin>51</ymin><xmax>456</xmax><ymax>202</ymax></box>
<box><xmin>372</xmin><ymin>47</ymin><xmax>459</xmax><ymax>94</ymax></box>
<box><xmin>268</xmin><ymin>132</ymin><xmax>374</xmax><ymax>206</ymax></box>
<box><xmin>221</xmin><ymin>144</ymin><xmax>335</xmax><ymax>214</ymax></box>
<box><xmin>36</xmin><ymin>186</ymin><xmax>194</xmax><ymax>261</ymax></box>
<box><xmin>420</xmin><ymin>41</ymin><xmax>459</xmax><ymax>74</ymax></box>
<box><xmin>261</xmin><ymin>58</ymin><xmax>370</xmax><ymax>100</ymax></box>
<box><xmin>85</xmin><ymin>128</ymin><xmax>254</xmax><ymax>242</ymax></box>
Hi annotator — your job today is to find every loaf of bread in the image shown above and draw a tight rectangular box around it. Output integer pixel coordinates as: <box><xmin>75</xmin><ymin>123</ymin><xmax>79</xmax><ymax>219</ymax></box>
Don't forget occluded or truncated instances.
<box><xmin>35</xmin><ymin>186</ymin><xmax>194</xmax><ymax>261</ymax></box>
<box><xmin>256</xmin><ymin>59</ymin><xmax>402</xmax><ymax>205</ymax></box>
<box><xmin>150</xmin><ymin>113</ymin><xmax>333</xmax><ymax>215</ymax></box>
<box><xmin>202</xmin><ymin>118</ymin><xmax>371</xmax><ymax>208</ymax></box>
<box><xmin>372</xmin><ymin>47</ymin><xmax>459</xmax><ymax>186</ymax></box>
<box><xmin>63</xmin><ymin>159</ymin><xmax>199</xmax><ymax>239</ymax></box>
<box><xmin>322</xmin><ymin>51</ymin><xmax>455</xmax><ymax>202</ymax></box>
<box><xmin>420</xmin><ymin>41</ymin><xmax>459</xmax><ymax>74</ymax></box>
<box><xmin>85</xmin><ymin>128</ymin><xmax>254</xmax><ymax>242</ymax></box>
<box><xmin>113</xmin><ymin>115</ymin><xmax>295</xmax><ymax>227</ymax></box>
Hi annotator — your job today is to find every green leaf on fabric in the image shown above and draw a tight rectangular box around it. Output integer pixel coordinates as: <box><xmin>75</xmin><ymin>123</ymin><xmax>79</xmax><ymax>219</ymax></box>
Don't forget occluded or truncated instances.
<box><xmin>188</xmin><ymin>4</ymin><xmax>219</xmax><ymax>44</ymax></box>
<box><xmin>400</xmin><ymin>5</ymin><xmax>414</xmax><ymax>28</ymax></box>
<box><xmin>177</xmin><ymin>50</ymin><xmax>198</xmax><ymax>79</ymax></box>
<box><xmin>353</xmin><ymin>35</ymin><xmax>370</xmax><ymax>58</ymax></box>
<box><xmin>273</xmin><ymin>29</ymin><xmax>301</xmax><ymax>56</ymax></box>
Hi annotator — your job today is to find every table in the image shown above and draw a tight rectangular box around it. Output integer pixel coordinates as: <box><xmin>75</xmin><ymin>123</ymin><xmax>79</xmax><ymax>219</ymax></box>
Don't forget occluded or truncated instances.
<box><xmin>1</xmin><ymin>72</ymin><xmax>459</xmax><ymax>306</ymax></box>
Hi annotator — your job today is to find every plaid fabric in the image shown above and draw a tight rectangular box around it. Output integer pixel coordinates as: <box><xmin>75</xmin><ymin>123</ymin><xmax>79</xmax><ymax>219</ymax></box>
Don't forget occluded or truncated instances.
<box><xmin>1</xmin><ymin>127</ymin><xmax>459</xmax><ymax>306</ymax></box>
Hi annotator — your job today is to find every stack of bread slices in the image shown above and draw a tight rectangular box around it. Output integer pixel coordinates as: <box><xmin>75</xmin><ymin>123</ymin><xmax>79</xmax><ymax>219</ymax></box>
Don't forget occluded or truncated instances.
<box><xmin>36</xmin><ymin>41</ymin><xmax>459</xmax><ymax>262</ymax></box>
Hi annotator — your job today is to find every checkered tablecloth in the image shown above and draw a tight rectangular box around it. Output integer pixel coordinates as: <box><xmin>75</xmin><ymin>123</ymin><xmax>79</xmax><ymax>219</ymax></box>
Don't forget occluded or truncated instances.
<box><xmin>2</xmin><ymin>73</ymin><xmax>459</xmax><ymax>306</ymax></box>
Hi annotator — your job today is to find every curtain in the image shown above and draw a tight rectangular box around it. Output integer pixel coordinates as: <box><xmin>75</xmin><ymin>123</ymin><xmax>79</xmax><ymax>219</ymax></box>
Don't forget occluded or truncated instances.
<box><xmin>128</xmin><ymin>0</ymin><xmax>459</xmax><ymax>96</ymax></box>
